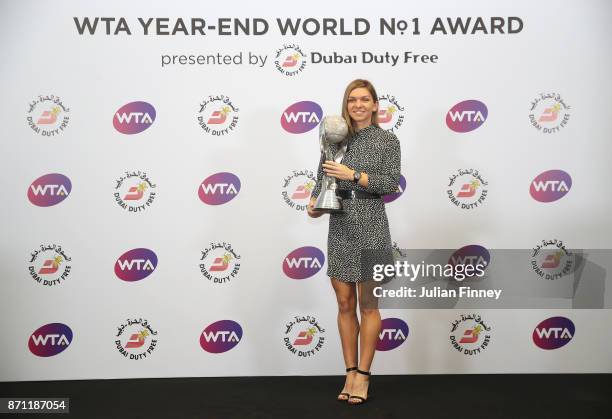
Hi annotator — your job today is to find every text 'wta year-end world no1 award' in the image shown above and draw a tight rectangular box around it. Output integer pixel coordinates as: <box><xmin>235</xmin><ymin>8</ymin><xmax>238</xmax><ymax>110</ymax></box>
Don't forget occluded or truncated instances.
<box><xmin>314</xmin><ymin>115</ymin><xmax>349</xmax><ymax>213</ymax></box>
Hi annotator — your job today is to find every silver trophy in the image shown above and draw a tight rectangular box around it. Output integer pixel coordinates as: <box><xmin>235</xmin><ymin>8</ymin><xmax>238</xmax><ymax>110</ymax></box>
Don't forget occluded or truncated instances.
<box><xmin>314</xmin><ymin>115</ymin><xmax>349</xmax><ymax>213</ymax></box>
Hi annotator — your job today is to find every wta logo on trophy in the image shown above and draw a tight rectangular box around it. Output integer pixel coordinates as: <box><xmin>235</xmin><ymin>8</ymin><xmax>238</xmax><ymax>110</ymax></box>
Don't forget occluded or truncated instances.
<box><xmin>200</xmin><ymin>320</ymin><xmax>243</xmax><ymax>353</ymax></box>
<box><xmin>377</xmin><ymin>94</ymin><xmax>405</xmax><ymax>132</ymax></box>
<box><xmin>197</xmin><ymin>95</ymin><xmax>240</xmax><ymax>136</ymax></box>
<box><xmin>114</xmin><ymin>248</ymin><xmax>158</xmax><ymax>282</ymax></box>
<box><xmin>382</xmin><ymin>174</ymin><xmax>406</xmax><ymax>204</ymax></box>
<box><xmin>28</xmin><ymin>323</ymin><xmax>73</xmax><ymax>357</ymax></box>
<box><xmin>27</xmin><ymin>173</ymin><xmax>72</xmax><ymax>207</ymax></box>
<box><xmin>376</xmin><ymin>318</ymin><xmax>409</xmax><ymax>351</ymax></box>
<box><xmin>113</xmin><ymin>101</ymin><xmax>156</xmax><ymax>134</ymax></box>
<box><xmin>115</xmin><ymin>318</ymin><xmax>158</xmax><ymax>360</ymax></box>
<box><xmin>283</xmin><ymin>246</ymin><xmax>325</xmax><ymax>279</ymax></box>
<box><xmin>28</xmin><ymin>244</ymin><xmax>72</xmax><ymax>287</ymax></box>
<box><xmin>198</xmin><ymin>172</ymin><xmax>241</xmax><ymax>205</ymax></box>
<box><xmin>533</xmin><ymin>317</ymin><xmax>575</xmax><ymax>350</ymax></box>
<box><xmin>446</xmin><ymin>100</ymin><xmax>488</xmax><ymax>133</ymax></box>
<box><xmin>26</xmin><ymin>94</ymin><xmax>70</xmax><ymax>136</ymax></box>
<box><xmin>530</xmin><ymin>170</ymin><xmax>572</xmax><ymax>203</ymax></box>
<box><xmin>281</xmin><ymin>101</ymin><xmax>323</xmax><ymax>134</ymax></box>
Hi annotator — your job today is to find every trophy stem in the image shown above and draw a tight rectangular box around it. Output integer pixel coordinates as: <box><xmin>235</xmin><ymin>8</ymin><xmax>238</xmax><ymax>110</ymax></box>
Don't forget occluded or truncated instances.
<box><xmin>314</xmin><ymin>173</ymin><xmax>343</xmax><ymax>212</ymax></box>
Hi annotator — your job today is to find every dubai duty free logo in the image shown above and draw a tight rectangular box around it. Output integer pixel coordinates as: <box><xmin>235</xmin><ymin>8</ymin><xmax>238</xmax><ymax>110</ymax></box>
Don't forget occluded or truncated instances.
<box><xmin>376</xmin><ymin>318</ymin><xmax>409</xmax><ymax>351</ymax></box>
<box><xmin>532</xmin><ymin>316</ymin><xmax>575</xmax><ymax>350</ymax></box>
<box><xmin>114</xmin><ymin>171</ymin><xmax>157</xmax><ymax>213</ymax></box>
<box><xmin>199</xmin><ymin>241</ymin><xmax>241</xmax><ymax>284</ymax></box>
<box><xmin>283</xmin><ymin>315</ymin><xmax>325</xmax><ymax>357</ymax></box>
<box><xmin>447</xmin><ymin>169</ymin><xmax>488</xmax><ymax>210</ymax></box>
<box><xmin>28</xmin><ymin>244</ymin><xmax>72</xmax><ymax>287</ymax></box>
<box><xmin>529</xmin><ymin>93</ymin><xmax>570</xmax><ymax>133</ymax></box>
<box><xmin>200</xmin><ymin>320</ymin><xmax>243</xmax><ymax>353</ymax></box>
<box><xmin>28</xmin><ymin>323</ymin><xmax>73</xmax><ymax>357</ymax></box>
<box><xmin>114</xmin><ymin>248</ymin><xmax>158</xmax><ymax>282</ymax></box>
<box><xmin>531</xmin><ymin>239</ymin><xmax>574</xmax><ymax>281</ymax></box>
<box><xmin>449</xmin><ymin>314</ymin><xmax>492</xmax><ymax>356</ymax></box>
<box><xmin>377</xmin><ymin>94</ymin><xmax>405</xmax><ymax>133</ymax></box>
<box><xmin>274</xmin><ymin>44</ymin><xmax>307</xmax><ymax>76</ymax></box>
<box><xmin>280</xmin><ymin>101</ymin><xmax>323</xmax><ymax>134</ymax></box>
<box><xmin>283</xmin><ymin>246</ymin><xmax>325</xmax><ymax>279</ymax></box>
<box><xmin>197</xmin><ymin>95</ymin><xmax>239</xmax><ymax>136</ymax></box>
<box><xmin>530</xmin><ymin>170</ymin><xmax>572</xmax><ymax>203</ymax></box>
<box><xmin>198</xmin><ymin>172</ymin><xmax>241</xmax><ymax>205</ymax></box>
<box><xmin>113</xmin><ymin>101</ymin><xmax>156</xmax><ymax>134</ymax></box>
<box><xmin>115</xmin><ymin>318</ymin><xmax>158</xmax><ymax>360</ymax></box>
<box><xmin>446</xmin><ymin>100</ymin><xmax>487</xmax><ymax>133</ymax></box>
<box><xmin>27</xmin><ymin>173</ymin><xmax>72</xmax><ymax>207</ymax></box>
<box><xmin>26</xmin><ymin>95</ymin><xmax>70</xmax><ymax>136</ymax></box>
<box><xmin>282</xmin><ymin>169</ymin><xmax>316</xmax><ymax>211</ymax></box>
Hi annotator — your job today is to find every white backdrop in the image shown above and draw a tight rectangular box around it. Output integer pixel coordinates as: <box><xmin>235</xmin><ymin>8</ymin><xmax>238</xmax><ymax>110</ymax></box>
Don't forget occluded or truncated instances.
<box><xmin>1</xmin><ymin>0</ymin><xmax>612</xmax><ymax>381</ymax></box>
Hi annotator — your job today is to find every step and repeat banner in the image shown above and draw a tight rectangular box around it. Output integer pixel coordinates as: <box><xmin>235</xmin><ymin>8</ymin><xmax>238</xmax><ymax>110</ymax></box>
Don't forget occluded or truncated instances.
<box><xmin>1</xmin><ymin>0</ymin><xmax>612</xmax><ymax>381</ymax></box>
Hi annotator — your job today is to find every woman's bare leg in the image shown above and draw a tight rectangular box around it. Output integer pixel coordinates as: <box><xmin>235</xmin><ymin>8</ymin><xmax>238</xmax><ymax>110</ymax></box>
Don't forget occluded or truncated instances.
<box><xmin>349</xmin><ymin>281</ymin><xmax>381</xmax><ymax>404</ymax></box>
<box><xmin>330</xmin><ymin>277</ymin><xmax>358</xmax><ymax>399</ymax></box>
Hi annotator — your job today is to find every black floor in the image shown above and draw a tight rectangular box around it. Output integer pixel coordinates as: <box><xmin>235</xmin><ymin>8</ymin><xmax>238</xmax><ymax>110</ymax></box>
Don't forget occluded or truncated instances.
<box><xmin>1</xmin><ymin>374</ymin><xmax>611</xmax><ymax>418</ymax></box>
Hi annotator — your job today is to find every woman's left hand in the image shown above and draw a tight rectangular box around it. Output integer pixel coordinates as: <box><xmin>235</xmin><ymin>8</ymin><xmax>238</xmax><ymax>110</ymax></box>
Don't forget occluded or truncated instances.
<box><xmin>322</xmin><ymin>161</ymin><xmax>354</xmax><ymax>181</ymax></box>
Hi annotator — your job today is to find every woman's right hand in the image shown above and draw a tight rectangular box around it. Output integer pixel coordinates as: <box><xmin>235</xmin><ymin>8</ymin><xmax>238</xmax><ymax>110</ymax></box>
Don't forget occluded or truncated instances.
<box><xmin>307</xmin><ymin>197</ymin><xmax>323</xmax><ymax>218</ymax></box>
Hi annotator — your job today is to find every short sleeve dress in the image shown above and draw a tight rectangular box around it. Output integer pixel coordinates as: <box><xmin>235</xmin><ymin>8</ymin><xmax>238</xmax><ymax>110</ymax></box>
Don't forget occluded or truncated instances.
<box><xmin>311</xmin><ymin>125</ymin><xmax>401</xmax><ymax>283</ymax></box>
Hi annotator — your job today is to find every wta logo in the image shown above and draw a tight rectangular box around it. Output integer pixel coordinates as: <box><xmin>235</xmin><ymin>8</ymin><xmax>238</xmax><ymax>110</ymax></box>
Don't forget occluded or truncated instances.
<box><xmin>114</xmin><ymin>248</ymin><xmax>158</xmax><ymax>281</ymax></box>
<box><xmin>113</xmin><ymin>101</ymin><xmax>156</xmax><ymax>134</ymax></box>
<box><xmin>28</xmin><ymin>323</ymin><xmax>73</xmax><ymax>357</ymax></box>
<box><xmin>281</xmin><ymin>101</ymin><xmax>323</xmax><ymax>134</ymax></box>
<box><xmin>198</xmin><ymin>172</ymin><xmax>241</xmax><ymax>205</ymax></box>
<box><xmin>382</xmin><ymin>174</ymin><xmax>406</xmax><ymax>203</ymax></box>
<box><xmin>283</xmin><ymin>246</ymin><xmax>325</xmax><ymax>279</ymax></box>
<box><xmin>530</xmin><ymin>170</ymin><xmax>572</xmax><ymax>203</ymax></box>
<box><xmin>533</xmin><ymin>317</ymin><xmax>575</xmax><ymax>350</ymax></box>
<box><xmin>376</xmin><ymin>318</ymin><xmax>409</xmax><ymax>351</ymax></box>
<box><xmin>446</xmin><ymin>100</ymin><xmax>488</xmax><ymax>133</ymax></box>
<box><xmin>449</xmin><ymin>245</ymin><xmax>490</xmax><ymax>279</ymax></box>
<box><xmin>200</xmin><ymin>320</ymin><xmax>243</xmax><ymax>353</ymax></box>
<box><xmin>28</xmin><ymin>173</ymin><xmax>72</xmax><ymax>207</ymax></box>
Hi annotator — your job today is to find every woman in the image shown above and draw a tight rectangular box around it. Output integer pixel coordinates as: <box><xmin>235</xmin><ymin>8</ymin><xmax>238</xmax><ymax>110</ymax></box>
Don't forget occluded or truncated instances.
<box><xmin>307</xmin><ymin>79</ymin><xmax>401</xmax><ymax>404</ymax></box>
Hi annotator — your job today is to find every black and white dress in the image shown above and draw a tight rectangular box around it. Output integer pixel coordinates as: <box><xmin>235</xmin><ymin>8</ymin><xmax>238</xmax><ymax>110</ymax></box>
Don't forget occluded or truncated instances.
<box><xmin>311</xmin><ymin>125</ymin><xmax>401</xmax><ymax>283</ymax></box>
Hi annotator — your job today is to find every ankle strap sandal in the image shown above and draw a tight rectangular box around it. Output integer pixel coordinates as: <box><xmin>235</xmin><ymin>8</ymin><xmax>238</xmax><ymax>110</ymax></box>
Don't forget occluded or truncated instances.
<box><xmin>348</xmin><ymin>369</ymin><xmax>371</xmax><ymax>405</ymax></box>
<box><xmin>337</xmin><ymin>367</ymin><xmax>359</xmax><ymax>402</ymax></box>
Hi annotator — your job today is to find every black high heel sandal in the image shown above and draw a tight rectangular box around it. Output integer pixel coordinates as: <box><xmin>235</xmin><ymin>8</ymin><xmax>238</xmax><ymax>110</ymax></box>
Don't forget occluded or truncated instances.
<box><xmin>348</xmin><ymin>369</ymin><xmax>370</xmax><ymax>405</ymax></box>
<box><xmin>337</xmin><ymin>367</ymin><xmax>357</xmax><ymax>401</ymax></box>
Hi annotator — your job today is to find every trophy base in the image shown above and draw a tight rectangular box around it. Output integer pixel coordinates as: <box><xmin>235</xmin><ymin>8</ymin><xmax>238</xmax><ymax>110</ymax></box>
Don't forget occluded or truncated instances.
<box><xmin>314</xmin><ymin>190</ymin><xmax>344</xmax><ymax>213</ymax></box>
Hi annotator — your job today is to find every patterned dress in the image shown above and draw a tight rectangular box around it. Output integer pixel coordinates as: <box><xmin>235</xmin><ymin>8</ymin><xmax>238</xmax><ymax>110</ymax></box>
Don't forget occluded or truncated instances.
<box><xmin>311</xmin><ymin>125</ymin><xmax>401</xmax><ymax>282</ymax></box>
